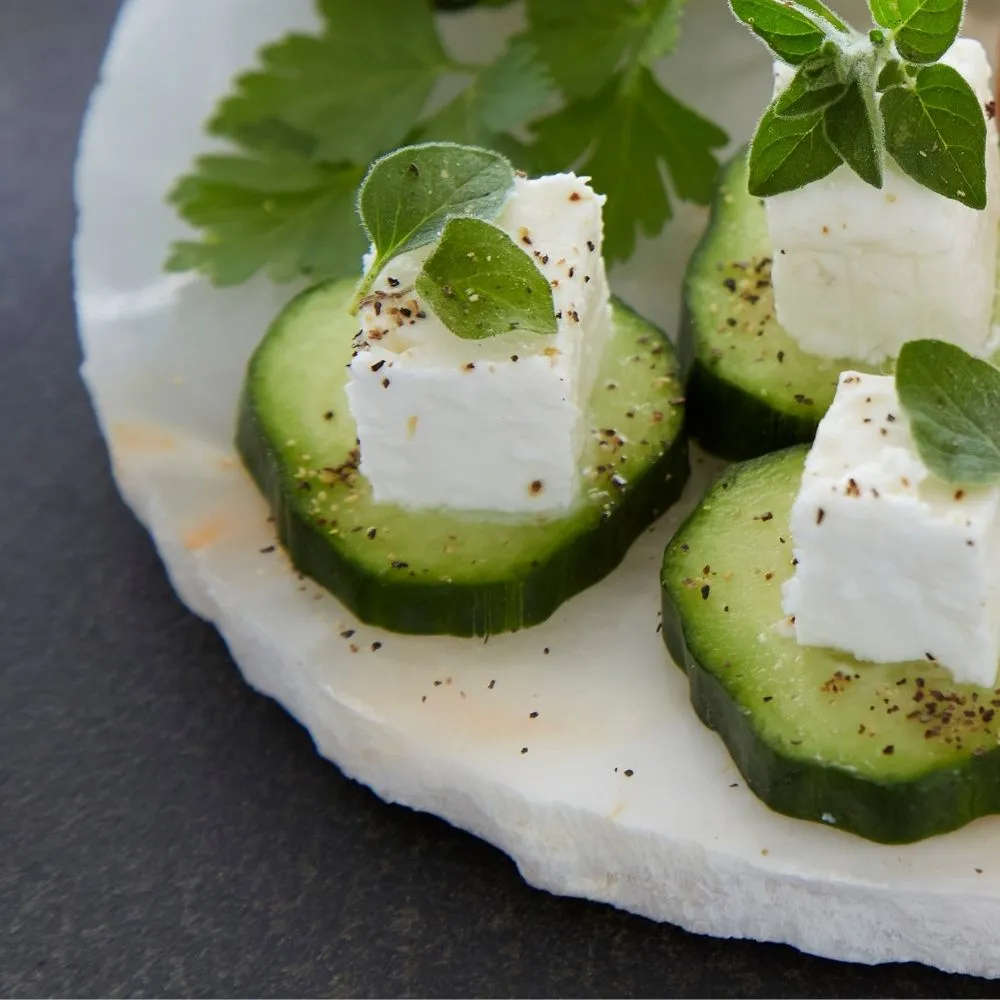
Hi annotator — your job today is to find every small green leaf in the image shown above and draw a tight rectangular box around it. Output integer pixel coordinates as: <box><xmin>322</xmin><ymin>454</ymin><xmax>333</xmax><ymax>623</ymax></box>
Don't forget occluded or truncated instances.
<box><xmin>414</xmin><ymin>37</ymin><xmax>554</xmax><ymax>152</ymax></box>
<box><xmin>823</xmin><ymin>76</ymin><xmax>884</xmax><ymax>187</ymax></box>
<box><xmin>896</xmin><ymin>340</ymin><xmax>1000</xmax><ymax>486</ymax></box>
<box><xmin>729</xmin><ymin>0</ymin><xmax>828</xmax><ymax>65</ymax></box>
<box><xmin>796</xmin><ymin>0</ymin><xmax>850</xmax><ymax>31</ymax></box>
<box><xmin>415</xmin><ymin>218</ymin><xmax>557</xmax><ymax>340</ymax></box>
<box><xmin>882</xmin><ymin>63</ymin><xmax>987</xmax><ymax>210</ymax></box>
<box><xmin>638</xmin><ymin>0</ymin><xmax>693</xmax><ymax>65</ymax></box>
<box><xmin>528</xmin><ymin>68</ymin><xmax>726</xmax><ymax>261</ymax></box>
<box><xmin>209</xmin><ymin>0</ymin><xmax>449</xmax><ymax>165</ymax></box>
<box><xmin>353</xmin><ymin>143</ymin><xmax>515</xmax><ymax>309</ymax></box>
<box><xmin>877</xmin><ymin>59</ymin><xmax>907</xmax><ymax>90</ymax></box>
<box><xmin>868</xmin><ymin>0</ymin><xmax>964</xmax><ymax>63</ymax></box>
<box><xmin>748</xmin><ymin>103</ymin><xmax>843</xmax><ymax>197</ymax></box>
<box><xmin>774</xmin><ymin>55</ymin><xmax>849</xmax><ymax>117</ymax></box>
<box><xmin>525</xmin><ymin>0</ymin><xmax>647</xmax><ymax>100</ymax></box>
<box><xmin>165</xmin><ymin>154</ymin><xmax>365</xmax><ymax>286</ymax></box>
<box><xmin>868</xmin><ymin>0</ymin><xmax>901</xmax><ymax>25</ymax></box>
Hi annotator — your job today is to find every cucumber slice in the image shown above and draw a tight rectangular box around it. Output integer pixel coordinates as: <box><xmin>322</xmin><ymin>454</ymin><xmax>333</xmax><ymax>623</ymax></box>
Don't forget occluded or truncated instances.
<box><xmin>681</xmin><ymin>155</ymin><xmax>879</xmax><ymax>460</ymax></box>
<box><xmin>662</xmin><ymin>446</ymin><xmax>1000</xmax><ymax>844</ymax></box>
<box><xmin>239</xmin><ymin>279</ymin><xmax>689</xmax><ymax>636</ymax></box>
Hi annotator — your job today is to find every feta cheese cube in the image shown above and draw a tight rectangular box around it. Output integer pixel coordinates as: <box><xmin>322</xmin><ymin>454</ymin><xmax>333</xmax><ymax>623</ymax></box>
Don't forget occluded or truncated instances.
<box><xmin>783</xmin><ymin>371</ymin><xmax>1000</xmax><ymax>687</ymax></box>
<box><xmin>766</xmin><ymin>40</ymin><xmax>1000</xmax><ymax>365</ymax></box>
<box><xmin>345</xmin><ymin>173</ymin><xmax>612</xmax><ymax>513</ymax></box>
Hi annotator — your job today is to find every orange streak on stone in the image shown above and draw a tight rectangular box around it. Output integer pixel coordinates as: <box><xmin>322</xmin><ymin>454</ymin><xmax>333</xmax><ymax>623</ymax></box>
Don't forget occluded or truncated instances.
<box><xmin>112</xmin><ymin>423</ymin><xmax>177</xmax><ymax>453</ymax></box>
<box><xmin>182</xmin><ymin>515</ymin><xmax>226</xmax><ymax>551</ymax></box>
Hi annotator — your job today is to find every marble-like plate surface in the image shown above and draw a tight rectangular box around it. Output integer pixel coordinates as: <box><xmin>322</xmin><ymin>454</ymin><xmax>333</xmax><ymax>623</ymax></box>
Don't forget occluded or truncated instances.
<box><xmin>74</xmin><ymin>0</ymin><xmax>1000</xmax><ymax>977</ymax></box>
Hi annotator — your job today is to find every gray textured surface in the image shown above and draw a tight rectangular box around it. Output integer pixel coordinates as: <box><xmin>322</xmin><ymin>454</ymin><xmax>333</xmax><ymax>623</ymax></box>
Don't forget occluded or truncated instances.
<box><xmin>2</xmin><ymin>1</ymin><xmax>1000</xmax><ymax>996</ymax></box>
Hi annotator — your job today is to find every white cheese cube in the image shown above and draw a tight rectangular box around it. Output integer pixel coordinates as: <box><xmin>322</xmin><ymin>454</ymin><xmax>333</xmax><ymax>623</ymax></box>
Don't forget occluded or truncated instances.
<box><xmin>765</xmin><ymin>40</ymin><xmax>1000</xmax><ymax>365</ymax></box>
<box><xmin>345</xmin><ymin>173</ymin><xmax>612</xmax><ymax>514</ymax></box>
<box><xmin>783</xmin><ymin>371</ymin><xmax>1000</xmax><ymax>687</ymax></box>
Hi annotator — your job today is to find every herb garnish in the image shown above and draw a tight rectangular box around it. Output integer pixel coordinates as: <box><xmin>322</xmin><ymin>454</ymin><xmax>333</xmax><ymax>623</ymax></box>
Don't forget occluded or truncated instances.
<box><xmin>352</xmin><ymin>143</ymin><xmax>513</xmax><ymax>311</ymax></box>
<box><xmin>731</xmin><ymin>0</ymin><xmax>988</xmax><ymax>208</ymax></box>
<box><xmin>416</xmin><ymin>217</ymin><xmax>557</xmax><ymax>339</ymax></box>
<box><xmin>896</xmin><ymin>340</ymin><xmax>1000</xmax><ymax>486</ymax></box>
<box><xmin>166</xmin><ymin>0</ymin><xmax>726</xmax><ymax>287</ymax></box>
<box><xmin>354</xmin><ymin>143</ymin><xmax>556</xmax><ymax>340</ymax></box>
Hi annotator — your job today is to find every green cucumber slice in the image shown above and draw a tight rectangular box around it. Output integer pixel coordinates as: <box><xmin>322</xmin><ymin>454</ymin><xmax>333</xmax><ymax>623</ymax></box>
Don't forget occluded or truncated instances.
<box><xmin>239</xmin><ymin>279</ymin><xmax>688</xmax><ymax>636</ymax></box>
<box><xmin>680</xmin><ymin>154</ymin><xmax>879</xmax><ymax>460</ymax></box>
<box><xmin>662</xmin><ymin>446</ymin><xmax>1000</xmax><ymax>844</ymax></box>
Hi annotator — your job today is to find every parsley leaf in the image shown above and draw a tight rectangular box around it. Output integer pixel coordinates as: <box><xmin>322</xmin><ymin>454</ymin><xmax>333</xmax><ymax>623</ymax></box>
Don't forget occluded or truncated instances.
<box><xmin>167</xmin><ymin>0</ymin><xmax>728</xmax><ymax>287</ymax></box>
<box><xmin>416</xmin><ymin>36</ymin><xmax>555</xmax><ymax>148</ymax></box>
<box><xmin>209</xmin><ymin>0</ymin><xmax>449</xmax><ymax>165</ymax></box>
<box><xmin>526</xmin><ymin>0</ymin><xmax>691</xmax><ymax>100</ymax></box>
<box><xmin>638</xmin><ymin>0</ymin><xmax>693</xmax><ymax>65</ymax></box>
<box><xmin>530</xmin><ymin>69</ymin><xmax>728</xmax><ymax>261</ymax></box>
<box><xmin>166</xmin><ymin>153</ymin><xmax>364</xmax><ymax>286</ymax></box>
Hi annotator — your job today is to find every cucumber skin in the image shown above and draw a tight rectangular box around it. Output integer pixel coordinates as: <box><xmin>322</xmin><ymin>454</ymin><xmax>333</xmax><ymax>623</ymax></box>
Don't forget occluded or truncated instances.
<box><xmin>237</xmin><ymin>291</ymin><xmax>690</xmax><ymax>637</ymax></box>
<box><xmin>678</xmin><ymin>151</ymin><xmax>822</xmax><ymax>461</ymax></box>
<box><xmin>679</xmin><ymin>302</ymin><xmax>819</xmax><ymax>462</ymax></box>
<box><xmin>661</xmin><ymin>451</ymin><xmax>1000</xmax><ymax>845</ymax></box>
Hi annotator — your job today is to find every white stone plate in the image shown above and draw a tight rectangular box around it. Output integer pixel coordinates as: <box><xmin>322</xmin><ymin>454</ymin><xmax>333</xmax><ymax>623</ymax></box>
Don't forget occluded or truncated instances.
<box><xmin>74</xmin><ymin>0</ymin><xmax>1000</xmax><ymax>978</ymax></box>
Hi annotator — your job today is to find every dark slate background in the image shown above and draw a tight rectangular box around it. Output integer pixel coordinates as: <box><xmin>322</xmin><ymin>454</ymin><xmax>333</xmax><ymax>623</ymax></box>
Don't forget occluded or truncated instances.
<box><xmin>2</xmin><ymin>1</ymin><xmax>998</xmax><ymax>996</ymax></box>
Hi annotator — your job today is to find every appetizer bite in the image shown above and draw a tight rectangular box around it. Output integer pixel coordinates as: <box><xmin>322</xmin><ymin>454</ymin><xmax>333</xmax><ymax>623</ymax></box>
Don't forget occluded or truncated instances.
<box><xmin>663</xmin><ymin>339</ymin><xmax>1000</xmax><ymax>843</ymax></box>
<box><xmin>682</xmin><ymin>0</ymin><xmax>1000</xmax><ymax>459</ymax></box>
<box><xmin>238</xmin><ymin>144</ymin><xmax>689</xmax><ymax>636</ymax></box>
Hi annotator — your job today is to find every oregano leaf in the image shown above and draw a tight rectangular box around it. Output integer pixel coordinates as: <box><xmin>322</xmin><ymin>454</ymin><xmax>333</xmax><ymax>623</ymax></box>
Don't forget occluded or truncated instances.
<box><xmin>823</xmin><ymin>76</ymin><xmax>884</xmax><ymax>187</ymax></box>
<box><xmin>869</xmin><ymin>0</ymin><xmax>964</xmax><ymax>64</ymax></box>
<box><xmin>877</xmin><ymin>59</ymin><xmax>907</xmax><ymax>90</ymax></box>
<box><xmin>729</xmin><ymin>0</ymin><xmax>827</xmax><ymax>66</ymax></box>
<box><xmin>415</xmin><ymin>217</ymin><xmax>558</xmax><ymax>339</ymax></box>
<box><xmin>882</xmin><ymin>63</ymin><xmax>987</xmax><ymax>210</ymax></box>
<box><xmin>896</xmin><ymin>339</ymin><xmax>1000</xmax><ymax>486</ymax></box>
<box><xmin>352</xmin><ymin>143</ymin><xmax>514</xmax><ymax>310</ymax></box>
<box><xmin>796</xmin><ymin>0</ymin><xmax>850</xmax><ymax>31</ymax></box>
<box><xmin>748</xmin><ymin>103</ymin><xmax>843</xmax><ymax>197</ymax></box>
<box><xmin>774</xmin><ymin>55</ymin><xmax>849</xmax><ymax>117</ymax></box>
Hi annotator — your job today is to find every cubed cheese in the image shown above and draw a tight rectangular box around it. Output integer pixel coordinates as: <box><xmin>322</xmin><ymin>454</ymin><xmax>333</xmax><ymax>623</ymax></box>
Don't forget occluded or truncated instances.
<box><xmin>766</xmin><ymin>40</ymin><xmax>1000</xmax><ymax>365</ymax></box>
<box><xmin>783</xmin><ymin>371</ymin><xmax>1000</xmax><ymax>687</ymax></box>
<box><xmin>344</xmin><ymin>173</ymin><xmax>612</xmax><ymax>513</ymax></box>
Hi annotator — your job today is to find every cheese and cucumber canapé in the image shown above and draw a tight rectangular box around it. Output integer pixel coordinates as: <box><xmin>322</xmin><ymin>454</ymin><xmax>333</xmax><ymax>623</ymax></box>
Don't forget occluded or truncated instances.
<box><xmin>237</xmin><ymin>143</ymin><xmax>688</xmax><ymax>637</ymax></box>
<box><xmin>663</xmin><ymin>1</ymin><xmax>1000</xmax><ymax>845</ymax></box>
<box><xmin>682</xmin><ymin>0</ymin><xmax>1000</xmax><ymax>459</ymax></box>
<box><xmin>663</xmin><ymin>340</ymin><xmax>1000</xmax><ymax>844</ymax></box>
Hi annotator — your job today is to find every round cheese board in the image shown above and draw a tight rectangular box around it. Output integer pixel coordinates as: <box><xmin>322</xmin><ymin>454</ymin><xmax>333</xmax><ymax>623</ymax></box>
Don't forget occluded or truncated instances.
<box><xmin>74</xmin><ymin>0</ymin><xmax>1000</xmax><ymax>977</ymax></box>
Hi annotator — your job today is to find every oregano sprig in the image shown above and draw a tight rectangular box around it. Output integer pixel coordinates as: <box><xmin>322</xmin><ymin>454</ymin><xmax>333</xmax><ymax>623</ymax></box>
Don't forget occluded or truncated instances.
<box><xmin>350</xmin><ymin>143</ymin><xmax>514</xmax><ymax>311</ymax></box>
<box><xmin>354</xmin><ymin>143</ymin><xmax>557</xmax><ymax>341</ymax></box>
<box><xmin>730</xmin><ymin>0</ymin><xmax>988</xmax><ymax>209</ymax></box>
